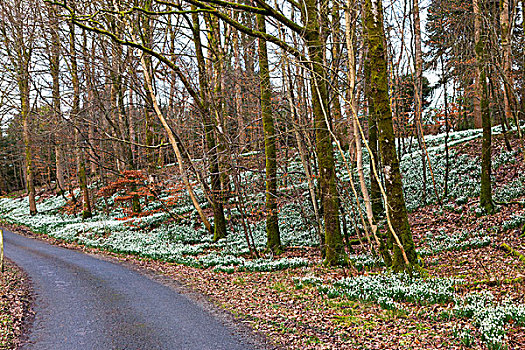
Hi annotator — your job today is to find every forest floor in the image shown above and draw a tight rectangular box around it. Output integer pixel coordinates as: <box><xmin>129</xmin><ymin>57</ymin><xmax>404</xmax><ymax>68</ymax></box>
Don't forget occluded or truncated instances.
<box><xmin>0</xmin><ymin>259</ymin><xmax>32</xmax><ymax>350</ymax></box>
<box><xmin>1</xmin><ymin>133</ymin><xmax>525</xmax><ymax>349</ymax></box>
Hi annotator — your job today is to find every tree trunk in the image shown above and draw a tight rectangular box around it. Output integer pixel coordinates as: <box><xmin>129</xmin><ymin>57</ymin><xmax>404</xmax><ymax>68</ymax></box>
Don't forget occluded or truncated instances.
<box><xmin>69</xmin><ymin>19</ymin><xmax>92</xmax><ymax>219</ymax></box>
<box><xmin>284</xmin><ymin>61</ymin><xmax>323</xmax><ymax>245</ymax></box>
<box><xmin>139</xmin><ymin>52</ymin><xmax>213</xmax><ymax>235</ymax></box>
<box><xmin>474</xmin><ymin>0</ymin><xmax>494</xmax><ymax>214</ymax></box>
<box><xmin>82</xmin><ymin>31</ymin><xmax>98</xmax><ymax>176</ymax></box>
<box><xmin>473</xmin><ymin>0</ymin><xmax>483</xmax><ymax>129</ymax></box>
<box><xmin>257</xmin><ymin>13</ymin><xmax>281</xmax><ymax>253</ymax></box>
<box><xmin>345</xmin><ymin>0</ymin><xmax>379</xmax><ymax>248</ymax></box>
<box><xmin>331</xmin><ymin>3</ymin><xmax>347</xmax><ymax>149</ymax></box>
<box><xmin>364</xmin><ymin>47</ymin><xmax>384</xmax><ymax>220</ymax></box>
<box><xmin>480</xmin><ymin>71</ymin><xmax>493</xmax><ymax>213</ymax></box>
<box><xmin>77</xmin><ymin>130</ymin><xmax>93</xmax><ymax>219</ymax></box>
<box><xmin>191</xmin><ymin>9</ymin><xmax>227</xmax><ymax>241</ymax></box>
<box><xmin>47</xmin><ymin>4</ymin><xmax>66</xmax><ymax>195</ymax></box>
<box><xmin>522</xmin><ymin>0</ymin><xmax>525</xmax><ymax>120</ymax></box>
<box><xmin>500</xmin><ymin>0</ymin><xmax>514</xmax><ymax>127</ymax></box>
<box><xmin>364</xmin><ymin>0</ymin><xmax>417</xmax><ymax>271</ymax></box>
<box><xmin>413</xmin><ymin>0</ymin><xmax>427</xmax><ymax>203</ymax></box>
<box><xmin>304</xmin><ymin>0</ymin><xmax>345</xmax><ymax>265</ymax></box>
<box><xmin>21</xmin><ymin>77</ymin><xmax>36</xmax><ymax>216</ymax></box>
<box><xmin>442</xmin><ymin>56</ymin><xmax>450</xmax><ymax>198</ymax></box>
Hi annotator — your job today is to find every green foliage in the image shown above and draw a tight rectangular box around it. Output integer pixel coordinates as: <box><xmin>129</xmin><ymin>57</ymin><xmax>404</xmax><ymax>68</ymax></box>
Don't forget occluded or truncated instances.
<box><xmin>452</xmin><ymin>326</ymin><xmax>475</xmax><ymax>347</ymax></box>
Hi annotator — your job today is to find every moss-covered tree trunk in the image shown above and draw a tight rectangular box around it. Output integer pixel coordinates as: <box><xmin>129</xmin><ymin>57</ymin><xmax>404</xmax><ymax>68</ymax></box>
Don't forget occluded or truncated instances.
<box><xmin>472</xmin><ymin>0</ymin><xmax>483</xmax><ymax>129</ymax></box>
<box><xmin>69</xmin><ymin>20</ymin><xmax>92</xmax><ymax>219</ymax></box>
<box><xmin>140</xmin><ymin>4</ymin><xmax>159</xmax><ymax>173</ymax></box>
<box><xmin>304</xmin><ymin>0</ymin><xmax>345</xmax><ymax>265</ymax></box>
<box><xmin>47</xmin><ymin>4</ymin><xmax>66</xmax><ymax>196</ymax></box>
<box><xmin>141</xmin><ymin>1</ymin><xmax>157</xmax><ymax>172</ymax></box>
<box><xmin>364</xmin><ymin>0</ymin><xmax>417</xmax><ymax>271</ymax></box>
<box><xmin>206</xmin><ymin>14</ymin><xmax>232</xmax><ymax>200</ymax></box>
<box><xmin>8</xmin><ymin>17</ymin><xmax>38</xmax><ymax>216</ymax></box>
<box><xmin>257</xmin><ymin>14</ymin><xmax>281</xmax><ymax>253</ymax></box>
<box><xmin>21</xmin><ymin>77</ymin><xmax>37</xmax><ymax>216</ymax></box>
<box><xmin>474</xmin><ymin>0</ymin><xmax>494</xmax><ymax>214</ymax></box>
<box><xmin>81</xmin><ymin>31</ymin><xmax>99</xmax><ymax>176</ymax></box>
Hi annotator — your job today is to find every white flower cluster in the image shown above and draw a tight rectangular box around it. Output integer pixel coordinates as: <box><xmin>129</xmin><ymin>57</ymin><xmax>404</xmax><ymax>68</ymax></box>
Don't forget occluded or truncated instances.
<box><xmin>494</xmin><ymin>176</ymin><xmax>525</xmax><ymax>203</ymax></box>
<box><xmin>417</xmin><ymin>229</ymin><xmax>491</xmax><ymax>256</ymax></box>
<box><xmin>401</xmin><ymin>150</ymin><xmax>481</xmax><ymax>211</ymax></box>
<box><xmin>502</xmin><ymin>213</ymin><xmax>525</xmax><ymax>232</ymax></box>
<box><xmin>0</xmin><ymin>195</ymin><xmax>309</xmax><ymax>273</ymax></box>
<box><xmin>401</xmin><ymin>128</ymin><xmax>483</xmax><ymax>152</ymax></box>
<box><xmin>454</xmin><ymin>291</ymin><xmax>525</xmax><ymax>349</ymax></box>
<box><xmin>318</xmin><ymin>272</ymin><xmax>459</xmax><ymax>310</ymax></box>
<box><xmin>200</xmin><ymin>252</ymin><xmax>309</xmax><ymax>273</ymax></box>
<box><xmin>492</xmin><ymin>150</ymin><xmax>519</xmax><ymax>170</ymax></box>
<box><xmin>377</xmin><ymin>127</ymin><xmax>522</xmax><ymax>212</ymax></box>
<box><xmin>348</xmin><ymin>253</ymin><xmax>385</xmax><ymax>270</ymax></box>
<box><xmin>452</xmin><ymin>326</ymin><xmax>475</xmax><ymax>347</ymax></box>
<box><xmin>292</xmin><ymin>275</ymin><xmax>324</xmax><ymax>289</ymax></box>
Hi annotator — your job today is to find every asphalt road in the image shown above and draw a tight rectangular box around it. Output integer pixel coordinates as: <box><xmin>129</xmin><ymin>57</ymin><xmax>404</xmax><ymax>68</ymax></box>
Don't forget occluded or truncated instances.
<box><xmin>3</xmin><ymin>228</ymin><xmax>259</xmax><ymax>350</ymax></box>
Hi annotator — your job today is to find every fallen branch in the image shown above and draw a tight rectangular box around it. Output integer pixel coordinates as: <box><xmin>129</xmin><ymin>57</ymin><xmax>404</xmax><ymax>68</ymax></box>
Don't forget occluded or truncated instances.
<box><xmin>500</xmin><ymin>243</ymin><xmax>525</xmax><ymax>265</ymax></box>
<box><xmin>463</xmin><ymin>276</ymin><xmax>524</xmax><ymax>288</ymax></box>
<box><xmin>494</xmin><ymin>200</ymin><xmax>525</xmax><ymax>207</ymax></box>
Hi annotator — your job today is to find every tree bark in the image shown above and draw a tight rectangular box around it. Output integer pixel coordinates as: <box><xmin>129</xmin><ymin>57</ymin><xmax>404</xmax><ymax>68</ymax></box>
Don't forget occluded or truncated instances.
<box><xmin>304</xmin><ymin>0</ymin><xmax>345</xmax><ymax>265</ymax></box>
<box><xmin>473</xmin><ymin>0</ymin><xmax>483</xmax><ymax>128</ymax></box>
<box><xmin>257</xmin><ymin>13</ymin><xmax>281</xmax><ymax>253</ymax></box>
<box><xmin>331</xmin><ymin>3</ymin><xmax>347</xmax><ymax>149</ymax></box>
<box><xmin>364</xmin><ymin>0</ymin><xmax>417</xmax><ymax>271</ymax></box>
<box><xmin>412</xmin><ymin>0</ymin><xmax>428</xmax><ymax>203</ymax></box>
<box><xmin>345</xmin><ymin>0</ymin><xmax>378</xmax><ymax>247</ymax></box>
<box><xmin>191</xmin><ymin>9</ymin><xmax>227</xmax><ymax>241</ymax></box>
<box><xmin>474</xmin><ymin>0</ymin><xmax>494</xmax><ymax>214</ymax></box>
<box><xmin>364</xmin><ymin>44</ymin><xmax>384</xmax><ymax>220</ymax></box>
<box><xmin>22</xmin><ymin>81</ymin><xmax>37</xmax><ymax>216</ymax></box>
<box><xmin>500</xmin><ymin>0</ymin><xmax>514</xmax><ymax>127</ymax></box>
<box><xmin>69</xmin><ymin>19</ymin><xmax>92</xmax><ymax>219</ymax></box>
<box><xmin>47</xmin><ymin>4</ymin><xmax>66</xmax><ymax>195</ymax></box>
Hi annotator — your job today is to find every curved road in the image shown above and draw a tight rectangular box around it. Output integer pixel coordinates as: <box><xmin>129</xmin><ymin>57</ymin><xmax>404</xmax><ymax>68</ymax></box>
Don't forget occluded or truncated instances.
<box><xmin>4</xmin><ymin>229</ymin><xmax>260</xmax><ymax>350</ymax></box>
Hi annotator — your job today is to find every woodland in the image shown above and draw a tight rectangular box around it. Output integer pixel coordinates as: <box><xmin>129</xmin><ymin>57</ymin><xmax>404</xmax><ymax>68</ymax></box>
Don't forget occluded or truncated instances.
<box><xmin>0</xmin><ymin>0</ymin><xmax>525</xmax><ymax>349</ymax></box>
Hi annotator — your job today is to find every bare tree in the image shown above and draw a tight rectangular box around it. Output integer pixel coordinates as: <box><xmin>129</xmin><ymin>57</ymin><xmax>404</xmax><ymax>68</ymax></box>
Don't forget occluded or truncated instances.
<box><xmin>0</xmin><ymin>0</ymin><xmax>39</xmax><ymax>215</ymax></box>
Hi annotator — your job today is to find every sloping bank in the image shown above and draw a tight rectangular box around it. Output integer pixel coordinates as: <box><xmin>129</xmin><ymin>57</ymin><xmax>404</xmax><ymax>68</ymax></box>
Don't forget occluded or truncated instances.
<box><xmin>0</xmin><ymin>195</ymin><xmax>309</xmax><ymax>273</ymax></box>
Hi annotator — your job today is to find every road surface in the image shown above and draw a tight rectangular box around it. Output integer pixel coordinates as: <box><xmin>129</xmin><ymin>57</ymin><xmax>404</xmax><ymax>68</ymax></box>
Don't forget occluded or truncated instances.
<box><xmin>4</xmin><ymin>228</ymin><xmax>261</xmax><ymax>350</ymax></box>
